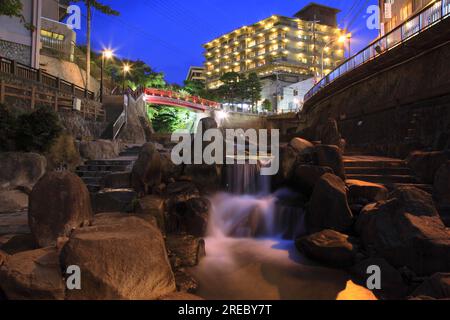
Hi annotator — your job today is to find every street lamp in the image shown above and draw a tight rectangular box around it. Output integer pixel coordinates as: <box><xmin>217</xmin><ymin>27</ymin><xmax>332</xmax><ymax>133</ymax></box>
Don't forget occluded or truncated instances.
<box><xmin>100</xmin><ymin>49</ymin><xmax>114</xmax><ymax>102</ymax></box>
<box><xmin>122</xmin><ymin>63</ymin><xmax>131</xmax><ymax>92</ymax></box>
<box><xmin>321</xmin><ymin>35</ymin><xmax>346</xmax><ymax>78</ymax></box>
<box><xmin>346</xmin><ymin>32</ymin><xmax>353</xmax><ymax>57</ymax></box>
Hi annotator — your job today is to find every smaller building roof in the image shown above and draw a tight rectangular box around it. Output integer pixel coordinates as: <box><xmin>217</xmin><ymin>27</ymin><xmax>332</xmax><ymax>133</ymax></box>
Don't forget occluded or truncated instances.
<box><xmin>295</xmin><ymin>2</ymin><xmax>341</xmax><ymax>16</ymax></box>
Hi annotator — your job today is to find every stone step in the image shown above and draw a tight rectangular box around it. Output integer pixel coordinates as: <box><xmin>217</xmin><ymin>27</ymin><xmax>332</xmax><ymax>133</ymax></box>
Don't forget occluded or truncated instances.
<box><xmin>77</xmin><ymin>164</ymin><xmax>130</xmax><ymax>172</ymax></box>
<box><xmin>80</xmin><ymin>177</ymin><xmax>103</xmax><ymax>186</ymax></box>
<box><xmin>86</xmin><ymin>160</ymin><xmax>134</xmax><ymax>166</ymax></box>
<box><xmin>345</xmin><ymin>166</ymin><xmax>413</xmax><ymax>175</ymax></box>
<box><xmin>344</xmin><ymin>160</ymin><xmax>407</xmax><ymax>168</ymax></box>
<box><xmin>76</xmin><ymin>170</ymin><xmax>113</xmax><ymax>178</ymax></box>
<box><xmin>346</xmin><ymin>174</ymin><xmax>420</xmax><ymax>184</ymax></box>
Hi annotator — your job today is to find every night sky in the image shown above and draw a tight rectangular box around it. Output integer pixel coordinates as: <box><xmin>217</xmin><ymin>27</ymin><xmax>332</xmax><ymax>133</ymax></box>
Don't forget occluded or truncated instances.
<box><xmin>73</xmin><ymin>0</ymin><xmax>379</xmax><ymax>84</ymax></box>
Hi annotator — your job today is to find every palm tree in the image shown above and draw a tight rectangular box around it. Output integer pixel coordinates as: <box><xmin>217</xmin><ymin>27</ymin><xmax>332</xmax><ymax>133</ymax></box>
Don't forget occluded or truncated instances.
<box><xmin>74</xmin><ymin>1</ymin><xmax>119</xmax><ymax>91</ymax></box>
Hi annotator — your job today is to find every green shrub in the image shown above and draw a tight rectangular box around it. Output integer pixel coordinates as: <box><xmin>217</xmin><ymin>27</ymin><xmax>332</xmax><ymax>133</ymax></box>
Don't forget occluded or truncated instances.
<box><xmin>15</xmin><ymin>106</ymin><xmax>62</xmax><ymax>152</ymax></box>
<box><xmin>0</xmin><ymin>104</ymin><xmax>17</xmax><ymax>152</ymax></box>
<box><xmin>147</xmin><ymin>105</ymin><xmax>195</xmax><ymax>133</ymax></box>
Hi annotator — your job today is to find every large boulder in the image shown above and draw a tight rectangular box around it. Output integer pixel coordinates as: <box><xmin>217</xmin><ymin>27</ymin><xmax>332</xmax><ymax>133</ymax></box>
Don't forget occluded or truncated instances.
<box><xmin>407</xmin><ymin>151</ymin><xmax>448</xmax><ymax>184</ymax></box>
<box><xmin>356</xmin><ymin>186</ymin><xmax>450</xmax><ymax>276</ymax></box>
<box><xmin>0</xmin><ymin>190</ymin><xmax>29</xmax><ymax>214</ymax></box>
<box><xmin>79</xmin><ymin>139</ymin><xmax>120</xmax><ymax>160</ymax></box>
<box><xmin>306</xmin><ymin>173</ymin><xmax>353</xmax><ymax>233</ymax></box>
<box><xmin>410</xmin><ymin>273</ymin><xmax>450</xmax><ymax>299</ymax></box>
<box><xmin>160</xmin><ymin>152</ymin><xmax>183</xmax><ymax>183</ymax></box>
<box><xmin>350</xmin><ymin>258</ymin><xmax>409</xmax><ymax>300</ymax></box>
<box><xmin>313</xmin><ymin>145</ymin><xmax>346</xmax><ymax>180</ymax></box>
<box><xmin>434</xmin><ymin>162</ymin><xmax>450</xmax><ymax>205</ymax></box>
<box><xmin>183</xmin><ymin>164</ymin><xmax>221</xmax><ymax>194</ymax></box>
<box><xmin>0</xmin><ymin>152</ymin><xmax>46</xmax><ymax>191</ymax></box>
<box><xmin>92</xmin><ymin>189</ymin><xmax>137</xmax><ymax>213</ymax></box>
<box><xmin>296</xmin><ymin>229</ymin><xmax>358</xmax><ymax>268</ymax></box>
<box><xmin>346</xmin><ymin>179</ymin><xmax>389</xmax><ymax>203</ymax></box>
<box><xmin>275</xmin><ymin>144</ymin><xmax>300</xmax><ymax>186</ymax></box>
<box><xmin>0</xmin><ymin>234</ymin><xmax>37</xmax><ymax>255</ymax></box>
<box><xmin>289</xmin><ymin>137</ymin><xmax>314</xmax><ymax>154</ymax></box>
<box><xmin>0</xmin><ymin>247</ymin><xmax>65</xmax><ymax>300</ymax></box>
<box><xmin>28</xmin><ymin>172</ymin><xmax>93</xmax><ymax>247</ymax></box>
<box><xmin>131</xmin><ymin>143</ymin><xmax>161</xmax><ymax>195</ymax></box>
<box><xmin>319</xmin><ymin>118</ymin><xmax>345</xmax><ymax>151</ymax></box>
<box><xmin>167</xmin><ymin>197</ymin><xmax>210</xmax><ymax>237</ymax></box>
<box><xmin>60</xmin><ymin>214</ymin><xmax>176</xmax><ymax>300</ymax></box>
<box><xmin>292</xmin><ymin>165</ymin><xmax>333</xmax><ymax>196</ymax></box>
<box><xmin>135</xmin><ymin>195</ymin><xmax>166</xmax><ymax>232</ymax></box>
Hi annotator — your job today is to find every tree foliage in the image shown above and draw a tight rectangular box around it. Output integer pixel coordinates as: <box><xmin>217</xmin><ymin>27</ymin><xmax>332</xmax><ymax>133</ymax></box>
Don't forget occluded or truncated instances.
<box><xmin>147</xmin><ymin>106</ymin><xmax>195</xmax><ymax>133</ymax></box>
<box><xmin>0</xmin><ymin>103</ymin><xmax>17</xmax><ymax>152</ymax></box>
<box><xmin>0</xmin><ymin>0</ymin><xmax>34</xmax><ymax>29</ymax></box>
<box><xmin>216</xmin><ymin>72</ymin><xmax>262</xmax><ymax>109</ymax></box>
<box><xmin>262</xmin><ymin>99</ymin><xmax>273</xmax><ymax>112</ymax></box>
<box><xmin>47</xmin><ymin>132</ymin><xmax>81</xmax><ymax>171</ymax></box>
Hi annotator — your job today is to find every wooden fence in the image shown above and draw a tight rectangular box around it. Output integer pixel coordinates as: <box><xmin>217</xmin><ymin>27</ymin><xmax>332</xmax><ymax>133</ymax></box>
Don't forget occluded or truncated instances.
<box><xmin>0</xmin><ymin>56</ymin><xmax>104</xmax><ymax>121</ymax></box>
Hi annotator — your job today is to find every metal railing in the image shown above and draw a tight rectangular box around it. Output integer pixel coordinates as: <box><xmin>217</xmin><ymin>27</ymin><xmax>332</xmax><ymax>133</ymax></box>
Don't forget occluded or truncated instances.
<box><xmin>304</xmin><ymin>0</ymin><xmax>450</xmax><ymax>102</ymax></box>
<box><xmin>112</xmin><ymin>95</ymin><xmax>128</xmax><ymax>140</ymax></box>
<box><xmin>0</xmin><ymin>55</ymin><xmax>95</xmax><ymax>100</ymax></box>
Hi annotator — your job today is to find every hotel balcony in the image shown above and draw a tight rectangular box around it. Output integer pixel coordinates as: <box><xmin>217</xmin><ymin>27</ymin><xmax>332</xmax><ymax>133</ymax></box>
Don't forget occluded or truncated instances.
<box><xmin>40</xmin><ymin>17</ymin><xmax>76</xmax><ymax>62</ymax></box>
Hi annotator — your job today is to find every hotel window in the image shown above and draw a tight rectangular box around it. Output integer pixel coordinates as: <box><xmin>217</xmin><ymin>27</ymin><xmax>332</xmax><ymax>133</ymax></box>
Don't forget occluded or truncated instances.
<box><xmin>257</xmin><ymin>48</ymin><xmax>266</xmax><ymax>56</ymax></box>
<box><xmin>225</xmin><ymin>48</ymin><xmax>232</xmax><ymax>54</ymax></box>
<box><xmin>249</xmin><ymin>62</ymin><xmax>256</xmax><ymax>69</ymax></box>
<box><xmin>233</xmin><ymin>66</ymin><xmax>241</xmax><ymax>72</ymax></box>
<box><xmin>248</xmin><ymin>40</ymin><xmax>256</xmax><ymax>47</ymax></box>
<box><xmin>269</xmin><ymin>44</ymin><xmax>278</xmax><ymax>51</ymax></box>
<box><xmin>257</xmin><ymin>60</ymin><xmax>266</xmax><ymax>67</ymax></box>
<box><xmin>400</xmin><ymin>1</ymin><xmax>413</xmax><ymax>21</ymax></box>
<box><xmin>248</xmin><ymin>51</ymin><xmax>256</xmax><ymax>58</ymax></box>
<box><xmin>41</xmin><ymin>30</ymin><xmax>65</xmax><ymax>41</ymax></box>
<box><xmin>269</xmin><ymin>33</ymin><xmax>278</xmax><ymax>40</ymax></box>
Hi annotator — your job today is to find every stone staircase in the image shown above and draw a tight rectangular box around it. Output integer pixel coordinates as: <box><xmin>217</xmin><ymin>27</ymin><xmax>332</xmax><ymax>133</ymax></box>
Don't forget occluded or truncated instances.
<box><xmin>76</xmin><ymin>145</ymin><xmax>142</xmax><ymax>193</ymax></box>
<box><xmin>343</xmin><ymin>156</ymin><xmax>433</xmax><ymax>193</ymax></box>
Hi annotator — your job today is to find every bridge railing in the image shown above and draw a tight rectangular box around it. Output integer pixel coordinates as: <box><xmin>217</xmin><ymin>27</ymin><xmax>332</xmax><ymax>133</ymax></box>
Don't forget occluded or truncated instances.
<box><xmin>144</xmin><ymin>88</ymin><xmax>221</xmax><ymax>109</ymax></box>
<box><xmin>304</xmin><ymin>0</ymin><xmax>450</xmax><ymax>102</ymax></box>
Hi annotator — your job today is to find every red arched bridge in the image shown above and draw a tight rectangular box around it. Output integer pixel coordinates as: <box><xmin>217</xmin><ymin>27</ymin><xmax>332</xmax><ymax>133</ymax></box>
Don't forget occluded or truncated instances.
<box><xmin>143</xmin><ymin>88</ymin><xmax>221</xmax><ymax>112</ymax></box>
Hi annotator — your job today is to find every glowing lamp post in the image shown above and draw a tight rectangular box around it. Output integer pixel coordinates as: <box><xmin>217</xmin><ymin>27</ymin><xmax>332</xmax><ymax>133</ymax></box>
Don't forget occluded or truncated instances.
<box><xmin>100</xmin><ymin>49</ymin><xmax>114</xmax><ymax>103</ymax></box>
<box><xmin>122</xmin><ymin>64</ymin><xmax>131</xmax><ymax>93</ymax></box>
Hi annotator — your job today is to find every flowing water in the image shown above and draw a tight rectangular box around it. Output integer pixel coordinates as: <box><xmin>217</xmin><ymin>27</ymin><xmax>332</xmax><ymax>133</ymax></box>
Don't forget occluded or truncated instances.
<box><xmin>188</xmin><ymin>162</ymin><xmax>377</xmax><ymax>300</ymax></box>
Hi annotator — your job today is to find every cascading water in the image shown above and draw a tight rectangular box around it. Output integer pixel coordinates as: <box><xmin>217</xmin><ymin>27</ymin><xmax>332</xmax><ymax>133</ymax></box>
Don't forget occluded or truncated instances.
<box><xmin>188</xmin><ymin>155</ymin><xmax>376</xmax><ymax>300</ymax></box>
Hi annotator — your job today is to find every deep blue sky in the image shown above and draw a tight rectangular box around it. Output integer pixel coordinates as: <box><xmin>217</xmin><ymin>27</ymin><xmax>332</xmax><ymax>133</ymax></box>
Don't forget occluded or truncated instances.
<box><xmin>73</xmin><ymin>0</ymin><xmax>379</xmax><ymax>84</ymax></box>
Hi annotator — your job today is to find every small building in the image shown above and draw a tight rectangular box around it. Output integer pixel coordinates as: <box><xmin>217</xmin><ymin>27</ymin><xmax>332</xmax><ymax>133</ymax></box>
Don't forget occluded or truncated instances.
<box><xmin>277</xmin><ymin>77</ymin><xmax>315</xmax><ymax>113</ymax></box>
<box><xmin>186</xmin><ymin>66</ymin><xmax>206</xmax><ymax>82</ymax></box>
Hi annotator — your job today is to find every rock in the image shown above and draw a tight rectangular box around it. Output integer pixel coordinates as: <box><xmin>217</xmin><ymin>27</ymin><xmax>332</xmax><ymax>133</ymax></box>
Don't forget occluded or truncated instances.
<box><xmin>0</xmin><ymin>234</ymin><xmax>37</xmax><ymax>255</ymax></box>
<box><xmin>407</xmin><ymin>151</ymin><xmax>448</xmax><ymax>184</ymax></box>
<box><xmin>292</xmin><ymin>165</ymin><xmax>334</xmax><ymax>196</ymax></box>
<box><xmin>167</xmin><ymin>198</ymin><xmax>210</xmax><ymax>237</ymax></box>
<box><xmin>160</xmin><ymin>152</ymin><xmax>183</xmax><ymax>183</ymax></box>
<box><xmin>306</xmin><ymin>173</ymin><xmax>353</xmax><ymax>233</ymax></box>
<box><xmin>92</xmin><ymin>212</ymin><xmax>157</xmax><ymax>229</ymax></box>
<box><xmin>173</xmin><ymin>270</ymin><xmax>199</xmax><ymax>293</ymax></box>
<box><xmin>135</xmin><ymin>195</ymin><xmax>166</xmax><ymax>231</ymax></box>
<box><xmin>92</xmin><ymin>189</ymin><xmax>137</xmax><ymax>213</ymax></box>
<box><xmin>296</xmin><ymin>229</ymin><xmax>358</xmax><ymax>268</ymax></box>
<box><xmin>166</xmin><ymin>234</ymin><xmax>206</xmax><ymax>268</ymax></box>
<box><xmin>166</xmin><ymin>181</ymin><xmax>201</xmax><ymax>204</ymax></box>
<box><xmin>101</xmin><ymin>172</ymin><xmax>131</xmax><ymax>189</ymax></box>
<box><xmin>183</xmin><ymin>164</ymin><xmax>221</xmax><ymax>194</ymax></box>
<box><xmin>356</xmin><ymin>186</ymin><xmax>450</xmax><ymax>276</ymax></box>
<box><xmin>197</xmin><ymin>117</ymin><xmax>218</xmax><ymax>133</ymax></box>
<box><xmin>289</xmin><ymin>137</ymin><xmax>314</xmax><ymax>154</ymax></box>
<box><xmin>434</xmin><ymin>162</ymin><xmax>450</xmax><ymax>205</ymax></box>
<box><xmin>350</xmin><ymin>258</ymin><xmax>409</xmax><ymax>299</ymax></box>
<box><xmin>346</xmin><ymin>179</ymin><xmax>389</xmax><ymax>203</ymax></box>
<box><xmin>0</xmin><ymin>152</ymin><xmax>46</xmax><ymax>191</ymax></box>
<box><xmin>79</xmin><ymin>139</ymin><xmax>120</xmax><ymax>160</ymax></box>
<box><xmin>410</xmin><ymin>273</ymin><xmax>450</xmax><ymax>299</ymax></box>
<box><xmin>0</xmin><ymin>250</ymin><xmax>6</xmax><ymax>266</ymax></box>
<box><xmin>60</xmin><ymin>214</ymin><xmax>176</xmax><ymax>300</ymax></box>
<box><xmin>0</xmin><ymin>190</ymin><xmax>28</xmax><ymax>214</ymax></box>
<box><xmin>275</xmin><ymin>145</ymin><xmax>300</xmax><ymax>186</ymax></box>
<box><xmin>319</xmin><ymin>118</ymin><xmax>345</xmax><ymax>151</ymax></box>
<box><xmin>28</xmin><ymin>172</ymin><xmax>93</xmax><ymax>247</ymax></box>
<box><xmin>0</xmin><ymin>247</ymin><xmax>65</xmax><ymax>300</ymax></box>
<box><xmin>313</xmin><ymin>145</ymin><xmax>346</xmax><ymax>180</ymax></box>
<box><xmin>131</xmin><ymin>143</ymin><xmax>161</xmax><ymax>195</ymax></box>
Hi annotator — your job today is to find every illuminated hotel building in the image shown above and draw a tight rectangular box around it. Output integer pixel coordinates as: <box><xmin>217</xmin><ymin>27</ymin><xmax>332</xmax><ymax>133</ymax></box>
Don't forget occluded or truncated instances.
<box><xmin>202</xmin><ymin>3</ymin><xmax>346</xmax><ymax>91</ymax></box>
